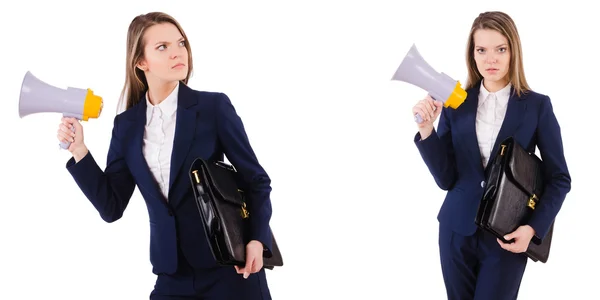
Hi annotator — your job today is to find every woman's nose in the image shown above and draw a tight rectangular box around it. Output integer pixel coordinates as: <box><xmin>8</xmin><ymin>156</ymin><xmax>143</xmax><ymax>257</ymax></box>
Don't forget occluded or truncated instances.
<box><xmin>485</xmin><ymin>54</ymin><xmax>497</xmax><ymax>64</ymax></box>
<box><xmin>170</xmin><ymin>48</ymin><xmax>184</xmax><ymax>59</ymax></box>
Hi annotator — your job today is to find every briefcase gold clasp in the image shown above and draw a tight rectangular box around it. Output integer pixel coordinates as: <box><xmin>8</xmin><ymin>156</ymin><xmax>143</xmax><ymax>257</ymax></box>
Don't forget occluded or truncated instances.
<box><xmin>241</xmin><ymin>202</ymin><xmax>250</xmax><ymax>219</ymax></box>
<box><xmin>528</xmin><ymin>194</ymin><xmax>538</xmax><ymax>210</ymax></box>
<box><xmin>192</xmin><ymin>170</ymin><xmax>200</xmax><ymax>184</ymax></box>
<box><xmin>500</xmin><ymin>144</ymin><xmax>507</xmax><ymax>156</ymax></box>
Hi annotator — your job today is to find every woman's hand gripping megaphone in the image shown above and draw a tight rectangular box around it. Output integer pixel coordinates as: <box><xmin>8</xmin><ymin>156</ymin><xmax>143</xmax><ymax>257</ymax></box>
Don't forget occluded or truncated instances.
<box><xmin>57</xmin><ymin>117</ymin><xmax>89</xmax><ymax>163</ymax></box>
<box><xmin>412</xmin><ymin>94</ymin><xmax>444</xmax><ymax>128</ymax></box>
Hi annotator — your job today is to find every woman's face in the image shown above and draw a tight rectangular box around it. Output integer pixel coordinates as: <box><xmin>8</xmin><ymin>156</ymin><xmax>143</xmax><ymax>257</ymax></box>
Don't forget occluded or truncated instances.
<box><xmin>473</xmin><ymin>28</ymin><xmax>511</xmax><ymax>90</ymax></box>
<box><xmin>137</xmin><ymin>22</ymin><xmax>189</xmax><ymax>84</ymax></box>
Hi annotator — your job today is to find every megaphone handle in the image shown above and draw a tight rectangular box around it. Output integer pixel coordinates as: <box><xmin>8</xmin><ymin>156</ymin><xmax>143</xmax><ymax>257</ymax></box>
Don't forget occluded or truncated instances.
<box><xmin>414</xmin><ymin>113</ymin><xmax>425</xmax><ymax>124</ymax></box>
<box><xmin>60</xmin><ymin>112</ymin><xmax>80</xmax><ymax>150</ymax></box>
<box><xmin>414</xmin><ymin>93</ymin><xmax>440</xmax><ymax>124</ymax></box>
<box><xmin>59</xmin><ymin>126</ymin><xmax>75</xmax><ymax>150</ymax></box>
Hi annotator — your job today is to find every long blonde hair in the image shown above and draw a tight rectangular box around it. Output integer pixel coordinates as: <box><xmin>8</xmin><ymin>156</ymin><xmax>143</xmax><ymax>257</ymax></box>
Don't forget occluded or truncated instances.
<box><xmin>117</xmin><ymin>12</ymin><xmax>193</xmax><ymax>112</ymax></box>
<box><xmin>464</xmin><ymin>11</ymin><xmax>530</xmax><ymax>97</ymax></box>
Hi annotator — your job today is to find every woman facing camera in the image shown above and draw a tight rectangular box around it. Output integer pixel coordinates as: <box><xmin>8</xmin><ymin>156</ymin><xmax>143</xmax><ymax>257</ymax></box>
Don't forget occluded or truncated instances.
<box><xmin>412</xmin><ymin>11</ymin><xmax>571</xmax><ymax>300</ymax></box>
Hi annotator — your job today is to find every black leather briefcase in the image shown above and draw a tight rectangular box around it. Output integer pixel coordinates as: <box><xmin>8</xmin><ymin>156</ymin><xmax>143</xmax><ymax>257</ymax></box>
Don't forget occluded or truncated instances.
<box><xmin>188</xmin><ymin>157</ymin><xmax>283</xmax><ymax>269</ymax></box>
<box><xmin>475</xmin><ymin>136</ymin><xmax>554</xmax><ymax>263</ymax></box>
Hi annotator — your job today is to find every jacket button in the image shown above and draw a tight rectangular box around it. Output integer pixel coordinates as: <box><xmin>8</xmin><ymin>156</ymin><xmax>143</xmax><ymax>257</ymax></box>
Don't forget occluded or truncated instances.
<box><xmin>481</xmin><ymin>181</ymin><xmax>485</xmax><ymax>188</ymax></box>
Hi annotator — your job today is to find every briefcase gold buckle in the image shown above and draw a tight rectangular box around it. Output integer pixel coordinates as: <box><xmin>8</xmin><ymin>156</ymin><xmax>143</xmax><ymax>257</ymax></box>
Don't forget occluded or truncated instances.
<box><xmin>528</xmin><ymin>194</ymin><xmax>538</xmax><ymax>210</ymax></box>
<box><xmin>241</xmin><ymin>202</ymin><xmax>250</xmax><ymax>219</ymax></box>
<box><xmin>500</xmin><ymin>144</ymin><xmax>507</xmax><ymax>156</ymax></box>
<box><xmin>237</xmin><ymin>189</ymin><xmax>250</xmax><ymax>219</ymax></box>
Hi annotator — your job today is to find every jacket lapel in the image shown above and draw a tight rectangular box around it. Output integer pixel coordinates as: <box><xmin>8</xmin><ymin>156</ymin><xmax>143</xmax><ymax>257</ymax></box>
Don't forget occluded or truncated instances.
<box><xmin>488</xmin><ymin>86</ymin><xmax>527</xmax><ymax>161</ymax></box>
<box><xmin>167</xmin><ymin>82</ymin><xmax>198</xmax><ymax>200</ymax></box>
<box><xmin>459</xmin><ymin>83</ymin><xmax>484</xmax><ymax>173</ymax></box>
<box><xmin>124</xmin><ymin>99</ymin><xmax>167</xmax><ymax>203</ymax></box>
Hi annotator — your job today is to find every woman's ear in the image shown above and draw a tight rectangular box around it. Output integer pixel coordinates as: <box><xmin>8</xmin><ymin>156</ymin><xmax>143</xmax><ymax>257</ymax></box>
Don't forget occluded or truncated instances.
<box><xmin>137</xmin><ymin>59</ymin><xmax>147</xmax><ymax>71</ymax></box>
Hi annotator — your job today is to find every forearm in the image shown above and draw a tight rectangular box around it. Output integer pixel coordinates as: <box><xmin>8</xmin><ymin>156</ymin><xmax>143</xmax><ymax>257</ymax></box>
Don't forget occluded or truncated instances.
<box><xmin>414</xmin><ymin>129</ymin><xmax>457</xmax><ymax>190</ymax></box>
<box><xmin>247</xmin><ymin>178</ymin><xmax>273</xmax><ymax>254</ymax></box>
<box><xmin>66</xmin><ymin>151</ymin><xmax>135</xmax><ymax>222</ymax></box>
<box><xmin>528</xmin><ymin>95</ymin><xmax>572</xmax><ymax>240</ymax></box>
<box><xmin>527</xmin><ymin>174</ymin><xmax>571</xmax><ymax>240</ymax></box>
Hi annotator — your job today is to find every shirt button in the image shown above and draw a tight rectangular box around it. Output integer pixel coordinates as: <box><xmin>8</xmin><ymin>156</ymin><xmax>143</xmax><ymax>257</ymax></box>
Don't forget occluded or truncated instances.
<box><xmin>481</xmin><ymin>181</ymin><xmax>485</xmax><ymax>188</ymax></box>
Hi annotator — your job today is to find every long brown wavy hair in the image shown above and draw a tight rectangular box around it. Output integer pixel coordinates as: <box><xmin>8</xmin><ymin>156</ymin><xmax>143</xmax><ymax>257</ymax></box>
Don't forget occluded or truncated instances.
<box><xmin>464</xmin><ymin>11</ymin><xmax>530</xmax><ymax>97</ymax></box>
<box><xmin>117</xmin><ymin>12</ymin><xmax>193</xmax><ymax>112</ymax></box>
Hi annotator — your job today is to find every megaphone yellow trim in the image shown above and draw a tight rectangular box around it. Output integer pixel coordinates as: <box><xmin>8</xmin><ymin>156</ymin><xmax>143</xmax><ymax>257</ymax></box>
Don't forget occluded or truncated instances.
<box><xmin>444</xmin><ymin>81</ymin><xmax>467</xmax><ymax>109</ymax></box>
<box><xmin>82</xmin><ymin>89</ymin><xmax>103</xmax><ymax>121</ymax></box>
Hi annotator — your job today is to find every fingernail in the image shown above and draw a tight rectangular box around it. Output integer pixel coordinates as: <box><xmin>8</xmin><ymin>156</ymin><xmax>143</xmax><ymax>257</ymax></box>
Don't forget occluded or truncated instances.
<box><xmin>243</xmin><ymin>273</ymin><xmax>248</xmax><ymax>279</ymax></box>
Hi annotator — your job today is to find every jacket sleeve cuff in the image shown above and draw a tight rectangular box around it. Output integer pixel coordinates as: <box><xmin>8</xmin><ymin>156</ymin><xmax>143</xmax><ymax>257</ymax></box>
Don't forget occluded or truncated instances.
<box><xmin>414</xmin><ymin>129</ymin><xmax>440</xmax><ymax>151</ymax></box>
<box><xmin>66</xmin><ymin>151</ymin><xmax>97</xmax><ymax>176</ymax></box>
<box><xmin>527</xmin><ymin>213</ymin><xmax>553</xmax><ymax>242</ymax></box>
<box><xmin>250</xmin><ymin>222</ymin><xmax>273</xmax><ymax>258</ymax></box>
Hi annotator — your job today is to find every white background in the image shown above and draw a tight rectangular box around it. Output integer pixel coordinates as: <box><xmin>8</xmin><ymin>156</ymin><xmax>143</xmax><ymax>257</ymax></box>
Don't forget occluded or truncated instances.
<box><xmin>1</xmin><ymin>0</ymin><xmax>598</xmax><ymax>299</ymax></box>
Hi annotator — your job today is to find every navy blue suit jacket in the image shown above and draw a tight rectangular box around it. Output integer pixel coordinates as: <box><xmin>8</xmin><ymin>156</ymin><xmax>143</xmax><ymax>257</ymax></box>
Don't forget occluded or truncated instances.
<box><xmin>66</xmin><ymin>82</ymin><xmax>273</xmax><ymax>275</ymax></box>
<box><xmin>414</xmin><ymin>81</ymin><xmax>571</xmax><ymax>241</ymax></box>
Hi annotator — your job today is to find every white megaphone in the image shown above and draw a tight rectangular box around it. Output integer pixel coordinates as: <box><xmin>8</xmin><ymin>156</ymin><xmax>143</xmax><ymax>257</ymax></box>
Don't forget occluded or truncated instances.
<box><xmin>19</xmin><ymin>71</ymin><xmax>104</xmax><ymax>149</ymax></box>
<box><xmin>391</xmin><ymin>44</ymin><xmax>467</xmax><ymax>123</ymax></box>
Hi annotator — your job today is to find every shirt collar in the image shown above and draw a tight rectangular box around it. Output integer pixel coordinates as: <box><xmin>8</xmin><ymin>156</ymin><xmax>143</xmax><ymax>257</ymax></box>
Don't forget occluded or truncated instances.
<box><xmin>145</xmin><ymin>83</ymin><xmax>179</xmax><ymax>122</ymax></box>
<box><xmin>479</xmin><ymin>80</ymin><xmax>512</xmax><ymax>99</ymax></box>
<box><xmin>479</xmin><ymin>80</ymin><xmax>512</xmax><ymax>107</ymax></box>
